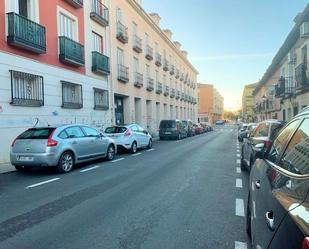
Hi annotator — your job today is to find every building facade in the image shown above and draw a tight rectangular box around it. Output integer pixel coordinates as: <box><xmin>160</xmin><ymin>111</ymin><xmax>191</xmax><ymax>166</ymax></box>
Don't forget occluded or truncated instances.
<box><xmin>0</xmin><ymin>0</ymin><xmax>111</xmax><ymax>163</ymax></box>
<box><xmin>253</xmin><ymin>4</ymin><xmax>309</xmax><ymax>122</ymax></box>
<box><xmin>108</xmin><ymin>0</ymin><xmax>198</xmax><ymax>135</ymax></box>
<box><xmin>242</xmin><ymin>83</ymin><xmax>257</xmax><ymax>122</ymax></box>
<box><xmin>197</xmin><ymin>83</ymin><xmax>224</xmax><ymax>124</ymax></box>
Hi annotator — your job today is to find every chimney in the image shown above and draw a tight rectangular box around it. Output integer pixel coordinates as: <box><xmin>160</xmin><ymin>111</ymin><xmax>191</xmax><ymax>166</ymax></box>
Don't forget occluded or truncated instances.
<box><xmin>149</xmin><ymin>13</ymin><xmax>161</xmax><ymax>27</ymax></box>
<box><xmin>181</xmin><ymin>50</ymin><xmax>188</xmax><ymax>58</ymax></box>
<box><xmin>163</xmin><ymin>29</ymin><xmax>173</xmax><ymax>40</ymax></box>
<box><xmin>174</xmin><ymin>41</ymin><xmax>182</xmax><ymax>50</ymax></box>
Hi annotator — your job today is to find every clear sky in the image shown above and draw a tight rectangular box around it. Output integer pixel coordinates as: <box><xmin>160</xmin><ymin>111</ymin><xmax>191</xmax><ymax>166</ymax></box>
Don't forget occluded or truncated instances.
<box><xmin>143</xmin><ymin>0</ymin><xmax>308</xmax><ymax>110</ymax></box>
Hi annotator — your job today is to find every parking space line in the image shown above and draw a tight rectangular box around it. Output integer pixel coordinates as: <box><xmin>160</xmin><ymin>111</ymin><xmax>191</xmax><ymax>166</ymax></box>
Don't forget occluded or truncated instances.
<box><xmin>146</xmin><ymin>148</ymin><xmax>155</xmax><ymax>152</ymax></box>
<box><xmin>236</xmin><ymin>153</ymin><xmax>241</xmax><ymax>157</ymax></box>
<box><xmin>80</xmin><ymin>165</ymin><xmax>99</xmax><ymax>173</ymax></box>
<box><xmin>26</xmin><ymin>178</ymin><xmax>60</xmax><ymax>189</ymax></box>
<box><xmin>236</xmin><ymin>178</ymin><xmax>243</xmax><ymax>188</ymax></box>
<box><xmin>236</xmin><ymin>167</ymin><xmax>241</xmax><ymax>173</ymax></box>
<box><xmin>237</xmin><ymin>149</ymin><xmax>240</xmax><ymax>153</ymax></box>
<box><xmin>111</xmin><ymin>158</ymin><xmax>125</xmax><ymax>163</ymax></box>
<box><xmin>235</xmin><ymin>241</ymin><xmax>247</xmax><ymax>249</ymax></box>
<box><xmin>236</xmin><ymin>159</ymin><xmax>241</xmax><ymax>164</ymax></box>
<box><xmin>235</xmin><ymin>198</ymin><xmax>245</xmax><ymax>216</ymax></box>
<box><xmin>132</xmin><ymin>152</ymin><xmax>142</xmax><ymax>157</ymax></box>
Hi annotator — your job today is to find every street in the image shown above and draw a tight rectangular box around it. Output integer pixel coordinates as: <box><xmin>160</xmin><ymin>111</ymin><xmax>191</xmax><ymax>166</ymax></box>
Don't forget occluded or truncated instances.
<box><xmin>0</xmin><ymin>125</ymin><xmax>250</xmax><ymax>249</ymax></box>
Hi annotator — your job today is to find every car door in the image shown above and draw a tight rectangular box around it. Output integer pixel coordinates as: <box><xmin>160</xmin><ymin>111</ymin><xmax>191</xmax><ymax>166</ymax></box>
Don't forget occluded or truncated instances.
<box><xmin>65</xmin><ymin>126</ymin><xmax>90</xmax><ymax>160</ymax></box>
<box><xmin>82</xmin><ymin>126</ymin><xmax>108</xmax><ymax>157</ymax></box>
<box><xmin>136</xmin><ymin>125</ymin><xmax>148</xmax><ymax>146</ymax></box>
<box><xmin>267</xmin><ymin>118</ymin><xmax>309</xmax><ymax>249</ymax></box>
<box><xmin>131</xmin><ymin>125</ymin><xmax>141</xmax><ymax>147</ymax></box>
<box><xmin>251</xmin><ymin>119</ymin><xmax>302</xmax><ymax>249</ymax></box>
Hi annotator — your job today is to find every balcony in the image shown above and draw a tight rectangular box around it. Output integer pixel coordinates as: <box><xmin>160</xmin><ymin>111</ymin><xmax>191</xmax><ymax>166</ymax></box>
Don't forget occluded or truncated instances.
<box><xmin>170</xmin><ymin>88</ymin><xmax>175</xmax><ymax>98</ymax></box>
<box><xmin>181</xmin><ymin>93</ymin><xmax>185</xmax><ymax>100</ymax></box>
<box><xmin>275</xmin><ymin>76</ymin><xmax>295</xmax><ymax>97</ymax></box>
<box><xmin>156</xmin><ymin>82</ymin><xmax>162</xmax><ymax>94</ymax></box>
<box><xmin>164</xmin><ymin>85</ymin><xmax>170</xmax><ymax>96</ymax></box>
<box><xmin>295</xmin><ymin>63</ymin><xmax>309</xmax><ymax>90</ymax></box>
<box><xmin>118</xmin><ymin>64</ymin><xmax>129</xmax><ymax>83</ymax></box>
<box><xmin>116</xmin><ymin>21</ymin><xmax>128</xmax><ymax>44</ymax></box>
<box><xmin>146</xmin><ymin>78</ymin><xmax>154</xmax><ymax>91</ymax></box>
<box><xmin>170</xmin><ymin>65</ymin><xmax>175</xmax><ymax>75</ymax></box>
<box><xmin>145</xmin><ymin>45</ymin><xmax>154</xmax><ymax>60</ymax></box>
<box><xmin>163</xmin><ymin>59</ymin><xmax>169</xmax><ymax>71</ymax></box>
<box><xmin>64</xmin><ymin>0</ymin><xmax>83</xmax><ymax>8</ymax></box>
<box><xmin>134</xmin><ymin>72</ymin><xmax>143</xmax><ymax>87</ymax></box>
<box><xmin>92</xmin><ymin>51</ymin><xmax>110</xmax><ymax>75</ymax></box>
<box><xmin>7</xmin><ymin>12</ymin><xmax>46</xmax><ymax>54</ymax></box>
<box><xmin>133</xmin><ymin>35</ymin><xmax>142</xmax><ymax>53</ymax></box>
<box><xmin>176</xmin><ymin>90</ymin><xmax>180</xmax><ymax>99</ymax></box>
<box><xmin>155</xmin><ymin>53</ymin><xmax>162</xmax><ymax>67</ymax></box>
<box><xmin>180</xmin><ymin>73</ymin><xmax>184</xmax><ymax>81</ymax></box>
<box><xmin>90</xmin><ymin>0</ymin><xmax>109</xmax><ymax>27</ymax></box>
<box><xmin>175</xmin><ymin>69</ymin><xmax>180</xmax><ymax>79</ymax></box>
<box><xmin>59</xmin><ymin>36</ymin><xmax>84</xmax><ymax>67</ymax></box>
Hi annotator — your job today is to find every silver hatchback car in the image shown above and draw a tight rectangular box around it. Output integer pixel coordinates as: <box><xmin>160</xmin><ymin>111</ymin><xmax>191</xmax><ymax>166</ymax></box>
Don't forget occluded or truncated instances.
<box><xmin>10</xmin><ymin>124</ymin><xmax>116</xmax><ymax>173</ymax></box>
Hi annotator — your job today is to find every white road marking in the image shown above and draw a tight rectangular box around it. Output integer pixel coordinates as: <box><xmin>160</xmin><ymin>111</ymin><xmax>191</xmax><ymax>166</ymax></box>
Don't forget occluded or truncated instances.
<box><xmin>111</xmin><ymin>158</ymin><xmax>125</xmax><ymax>163</ymax></box>
<box><xmin>132</xmin><ymin>152</ymin><xmax>142</xmax><ymax>157</ymax></box>
<box><xmin>237</xmin><ymin>153</ymin><xmax>241</xmax><ymax>157</ymax></box>
<box><xmin>236</xmin><ymin>167</ymin><xmax>241</xmax><ymax>173</ymax></box>
<box><xmin>80</xmin><ymin>165</ymin><xmax>99</xmax><ymax>173</ymax></box>
<box><xmin>236</xmin><ymin>159</ymin><xmax>241</xmax><ymax>164</ymax></box>
<box><xmin>235</xmin><ymin>198</ymin><xmax>245</xmax><ymax>216</ymax></box>
<box><xmin>236</xmin><ymin>178</ymin><xmax>243</xmax><ymax>188</ymax></box>
<box><xmin>235</xmin><ymin>241</ymin><xmax>247</xmax><ymax>249</ymax></box>
<box><xmin>237</xmin><ymin>149</ymin><xmax>240</xmax><ymax>153</ymax></box>
<box><xmin>26</xmin><ymin>178</ymin><xmax>60</xmax><ymax>189</ymax></box>
<box><xmin>146</xmin><ymin>148</ymin><xmax>155</xmax><ymax>152</ymax></box>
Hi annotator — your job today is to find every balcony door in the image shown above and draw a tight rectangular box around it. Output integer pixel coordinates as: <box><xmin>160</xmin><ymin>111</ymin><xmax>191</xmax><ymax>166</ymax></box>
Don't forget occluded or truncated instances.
<box><xmin>93</xmin><ymin>32</ymin><xmax>103</xmax><ymax>53</ymax></box>
<box><xmin>117</xmin><ymin>48</ymin><xmax>124</xmax><ymax>66</ymax></box>
<box><xmin>18</xmin><ymin>0</ymin><xmax>28</xmax><ymax>17</ymax></box>
<box><xmin>59</xmin><ymin>13</ymin><xmax>75</xmax><ymax>40</ymax></box>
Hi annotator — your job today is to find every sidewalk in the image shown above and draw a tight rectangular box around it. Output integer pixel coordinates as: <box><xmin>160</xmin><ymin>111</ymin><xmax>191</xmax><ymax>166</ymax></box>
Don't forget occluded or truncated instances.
<box><xmin>0</xmin><ymin>162</ymin><xmax>16</xmax><ymax>174</ymax></box>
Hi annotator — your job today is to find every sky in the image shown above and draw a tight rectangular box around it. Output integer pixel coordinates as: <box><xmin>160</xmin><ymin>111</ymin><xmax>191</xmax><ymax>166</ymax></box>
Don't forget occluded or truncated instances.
<box><xmin>143</xmin><ymin>0</ymin><xmax>308</xmax><ymax>110</ymax></box>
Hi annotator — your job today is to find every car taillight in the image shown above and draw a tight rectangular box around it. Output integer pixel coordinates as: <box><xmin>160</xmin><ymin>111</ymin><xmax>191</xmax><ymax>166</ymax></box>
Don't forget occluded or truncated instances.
<box><xmin>47</xmin><ymin>130</ymin><xmax>58</xmax><ymax>147</ymax></box>
<box><xmin>303</xmin><ymin>237</ymin><xmax>309</xmax><ymax>249</ymax></box>
<box><xmin>124</xmin><ymin>128</ymin><xmax>131</xmax><ymax>136</ymax></box>
<box><xmin>11</xmin><ymin>138</ymin><xmax>18</xmax><ymax>147</ymax></box>
<box><xmin>264</xmin><ymin>140</ymin><xmax>271</xmax><ymax>150</ymax></box>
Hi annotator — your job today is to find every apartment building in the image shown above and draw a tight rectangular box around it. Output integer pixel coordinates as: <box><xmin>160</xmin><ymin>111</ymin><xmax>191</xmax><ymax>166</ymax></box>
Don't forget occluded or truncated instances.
<box><xmin>197</xmin><ymin>83</ymin><xmax>224</xmax><ymax>124</ymax></box>
<box><xmin>242</xmin><ymin>83</ymin><xmax>257</xmax><ymax>122</ymax></box>
<box><xmin>253</xmin><ymin>4</ymin><xmax>309</xmax><ymax>122</ymax></box>
<box><xmin>0</xmin><ymin>0</ymin><xmax>111</xmax><ymax>163</ymax></box>
<box><xmin>108</xmin><ymin>0</ymin><xmax>198</xmax><ymax>134</ymax></box>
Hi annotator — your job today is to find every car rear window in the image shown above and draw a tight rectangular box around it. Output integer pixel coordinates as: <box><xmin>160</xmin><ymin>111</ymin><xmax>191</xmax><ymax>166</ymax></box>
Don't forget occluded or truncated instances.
<box><xmin>160</xmin><ymin>121</ymin><xmax>176</xmax><ymax>128</ymax></box>
<box><xmin>105</xmin><ymin>127</ymin><xmax>127</xmax><ymax>133</ymax></box>
<box><xmin>18</xmin><ymin>128</ymin><xmax>55</xmax><ymax>139</ymax></box>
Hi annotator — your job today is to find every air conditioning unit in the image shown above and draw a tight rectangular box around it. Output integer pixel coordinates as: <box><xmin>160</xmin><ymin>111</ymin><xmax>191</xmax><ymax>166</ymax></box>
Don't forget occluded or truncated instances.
<box><xmin>300</xmin><ymin>22</ymin><xmax>309</xmax><ymax>37</ymax></box>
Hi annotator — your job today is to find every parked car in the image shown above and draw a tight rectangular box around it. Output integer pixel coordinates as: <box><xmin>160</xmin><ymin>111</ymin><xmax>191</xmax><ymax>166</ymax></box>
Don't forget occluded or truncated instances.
<box><xmin>215</xmin><ymin>120</ymin><xmax>225</xmax><ymax>125</ymax></box>
<box><xmin>238</xmin><ymin>123</ymin><xmax>256</xmax><ymax>142</ymax></box>
<box><xmin>159</xmin><ymin>120</ymin><xmax>187</xmax><ymax>140</ymax></box>
<box><xmin>182</xmin><ymin>120</ymin><xmax>195</xmax><ymax>136</ymax></box>
<box><xmin>104</xmin><ymin>124</ymin><xmax>152</xmax><ymax>153</ymax></box>
<box><xmin>200</xmin><ymin>122</ymin><xmax>213</xmax><ymax>132</ymax></box>
<box><xmin>240</xmin><ymin>120</ymin><xmax>284</xmax><ymax>171</ymax></box>
<box><xmin>10</xmin><ymin>124</ymin><xmax>116</xmax><ymax>173</ymax></box>
<box><xmin>194</xmin><ymin>123</ymin><xmax>204</xmax><ymax>134</ymax></box>
<box><xmin>246</xmin><ymin>108</ymin><xmax>309</xmax><ymax>249</ymax></box>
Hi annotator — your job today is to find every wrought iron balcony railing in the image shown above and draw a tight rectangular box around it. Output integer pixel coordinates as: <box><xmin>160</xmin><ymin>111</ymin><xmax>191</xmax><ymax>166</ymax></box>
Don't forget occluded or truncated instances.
<box><xmin>145</xmin><ymin>45</ymin><xmax>154</xmax><ymax>60</ymax></box>
<box><xmin>134</xmin><ymin>72</ymin><xmax>143</xmax><ymax>87</ymax></box>
<box><xmin>92</xmin><ymin>51</ymin><xmax>110</xmax><ymax>75</ymax></box>
<box><xmin>176</xmin><ymin>90</ymin><xmax>180</xmax><ymax>99</ymax></box>
<box><xmin>116</xmin><ymin>21</ymin><xmax>128</xmax><ymax>44</ymax></box>
<box><xmin>164</xmin><ymin>85</ymin><xmax>170</xmax><ymax>96</ymax></box>
<box><xmin>59</xmin><ymin>36</ymin><xmax>84</xmax><ymax>67</ymax></box>
<box><xmin>163</xmin><ymin>59</ymin><xmax>169</xmax><ymax>71</ymax></box>
<box><xmin>180</xmin><ymin>73</ymin><xmax>184</xmax><ymax>81</ymax></box>
<box><xmin>175</xmin><ymin>69</ymin><xmax>180</xmax><ymax>79</ymax></box>
<box><xmin>90</xmin><ymin>0</ymin><xmax>109</xmax><ymax>27</ymax></box>
<box><xmin>64</xmin><ymin>0</ymin><xmax>83</xmax><ymax>8</ymax></box>
<box><xmin>7</xmin><ymin>12</ymin><xmax>46</xmax><ymax>54</ymax></box>
<box><xmin>156</xmin><ymin>82</ymin><xmax>163</xmax><ymax>94</ymax></box>
<box><xmin>133</xmin><ymin>35</ymin><xmax>142</xmax><ymax>53</ymax></box>
<box><xmin>170</xmin><ymin>88</ymin><xmax>175</xmax><ymax>98</ymax></box>
<box><xmin>118</xmin><ymin>64</ymin><xmax>129</xmax><ymax>83</ymax></box>
<box><xmin>295</xmin><ymin>63</ymin><xmax>309</xmax><ymax>89</ymax></box>
<box><xmin>170</xmin><ymin>65</ymin><xmax>175</xmax><ymax>75</ymax></box>
<box><xmin>146</xmin><ymin>78</ymin><xmax>154</xmax><ymax>91</ymax></box>
<box><xmin>155</xmin><ymin>53</ymin><xmax>162</xmax><ymax>67</ymax></box>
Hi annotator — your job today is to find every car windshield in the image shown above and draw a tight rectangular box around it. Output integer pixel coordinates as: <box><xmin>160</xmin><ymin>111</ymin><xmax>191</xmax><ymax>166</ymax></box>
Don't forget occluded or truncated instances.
<box><xmin>105</xmin><ymin>127</ymin><xmax>127</xmax><ymax>134</ymax></box>
<box><xmin>160</xmin><ymin>121</ymin><xmax>176</xmax><ymax>128</ymax></box>
<box><xmin>18</xmin><ymin>128</ymin><xmax>55</xmax><ymax>139</ymax></box>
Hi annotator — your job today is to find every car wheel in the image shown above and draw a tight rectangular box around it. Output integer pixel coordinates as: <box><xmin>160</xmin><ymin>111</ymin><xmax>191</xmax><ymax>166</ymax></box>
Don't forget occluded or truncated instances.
<box><xmin>106</xmin><ymin>144</ymin><xmax>115</xmax><ymax>161</ymax></box>
<box><xmin>147</xmin><ymin>139</ymin><xmax>153</xmax><ymax>148</ymax></box>
<box><xmin>130</xmin><ymin>141</ymin><xmax>137</xmax><ymax>154</ymax></box>
<box><xmin>246</xmin><ymin>192</ymin><xmax>252</xmax><ymax>238</ymax></box>
<box><xmin>57</xmin><ymin>151</ymin><xmax>74</xmax><ymax>173</ymax></box>
<box><xmin>240</xmin><ymin>148</ymin><xmax>247</xmax><ymax>171</ymax></box>
<box><xmin>14</xmin><ymin>165</ymin><xmax>27</xmax><ymax>171</ymax></box>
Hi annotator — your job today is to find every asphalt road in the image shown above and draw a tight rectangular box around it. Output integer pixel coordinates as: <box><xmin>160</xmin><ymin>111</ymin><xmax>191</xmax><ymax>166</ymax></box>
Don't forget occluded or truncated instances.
<box><xmin>0</xmin><ymin>125</ymin><xmax>250</xmax><ymax>249</ymax></box>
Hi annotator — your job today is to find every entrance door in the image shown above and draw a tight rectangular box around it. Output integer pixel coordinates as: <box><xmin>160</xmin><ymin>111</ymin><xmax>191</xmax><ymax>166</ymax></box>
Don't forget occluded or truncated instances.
<box><xmin>114</xmin><ymin>97</ymin><xmax>124</xmax><ymax>125</ymax></box>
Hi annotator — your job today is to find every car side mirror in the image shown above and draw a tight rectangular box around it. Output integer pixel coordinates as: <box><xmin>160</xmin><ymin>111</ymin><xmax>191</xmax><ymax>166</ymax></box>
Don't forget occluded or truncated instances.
<box><xmin>255</xmin><ymin>143</ymin><xmax>265</xmax><ymax>159</ymax></box>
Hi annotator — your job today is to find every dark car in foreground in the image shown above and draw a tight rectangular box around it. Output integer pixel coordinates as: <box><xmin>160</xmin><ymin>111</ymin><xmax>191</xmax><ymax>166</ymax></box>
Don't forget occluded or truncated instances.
<box><xmin>159</xmin><ymin>120</ymin><xmax>187</xmax><ymax>140</ymax></box>
<box><xmin>246</xmin><ymin>108</ymin><xmax>309</xmax><ymax>249</ymax></box>
<box><xmin>241</xmin><ymin>120</ymin><xmax>284</xmax><ymax>171</ymax></box>
<box><xmin>10</xmin><ymin>125</ymin><xmax>116</xmax><ymax>173</ymax></box>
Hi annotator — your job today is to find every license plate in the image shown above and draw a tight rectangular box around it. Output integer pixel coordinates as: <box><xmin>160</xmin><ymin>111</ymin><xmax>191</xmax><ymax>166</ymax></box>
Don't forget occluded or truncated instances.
<box><xmin>18</xmin><ymin>156</ymin><xmax>33</xmax><ymax>162</ymax></box>
<box><xmin>165</xmin><ymin>132</ymin><xmax>172</xmax><ymax>134</ymax></box>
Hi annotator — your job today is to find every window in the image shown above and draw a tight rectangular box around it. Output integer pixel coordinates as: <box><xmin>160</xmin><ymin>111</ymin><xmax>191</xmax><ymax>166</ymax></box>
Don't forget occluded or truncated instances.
<box><xmin>116</xmin><ymin>7</ymin><xmax>122</xmax><ymax>22</ymax></box>
<box><xmin>267</xmin><ymin>120</ymin><xmax>300</xmax><ymax>163</ymax></box>
<box><xmin>58</xmin><ymin>131</ymin><xmax>69</xmax><ymax>139</ymax></box>
<box><xmin>133</xmin><ymin>57</ymin><xmax>139</xmax><ymax>73</ymax></box>
<box><xmin>65</xmin><ymin>126</ymin><xmax>85</xmax><ymax>138</ymax></box>
<box><xmin>93</xmin><ymin>32</ymin><xmax>103</xmax><ymax>53</ymax></box>
<box><xmin>10</xmin><ymin>70</ymin><xmax>44</xmax><ymax>107</ymax></box>
<box><xmin>59</xmin><ymin>13</ymin><xmax>75</xmax><ymax>39</ymax></box>
<box><xmin>61</xmin><ymin>81</ymin><xmax>83</xmax><ymax>109</ymax></box>
<box><xmin>82</xmin><ymin>126</ymin><xmax>99</xmax><ymax>137</ymax></box>
<box><xmin>117</xmin><ymin>47</ymin><xmax>124</xmax><ymax>65</ymax></box>
<box><xmin>18</xmin><ymin>0</ymin><xmax>29</xmax><ymax>18</ymax></box>
<box><xmin>94</xmin><ymin>88</ymin><xmax>109</xmax><ymax>110</ymax></box>
<box><xmin>253</xmin><ymin>122</ymin><xmax>270</xmax><ymax>137</ymax></box>
<box><xmin>279</xmin><ymin>119</ymin><xmax>309</xmax><ymax>175</ymax></box>
<box><xmin>132</xmin><ymin>22</ymin><xmax>138</xmax><ymax>36</ymax></box>
<box><xmin>18</xmin><ymin>128</ymin><xmax>54</xmax><ymax>139</ymax></box>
